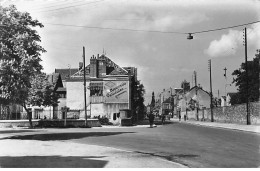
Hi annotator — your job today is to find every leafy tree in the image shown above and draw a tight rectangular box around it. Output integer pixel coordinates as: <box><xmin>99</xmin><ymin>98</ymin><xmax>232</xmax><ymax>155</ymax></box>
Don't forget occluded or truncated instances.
<box><xmin>24</xmin><ymin>73</ymin><xmax>59</xmax><ymax>126</ymax></box>
<box><xmin>132</xmin><ymin>79</ymin><xmax>146</xmax><ymax>121</ymax></box>
<box><xmin>231</xmin><ymin>50</ymin><xmax>259</xmax><ymax>104</ymax></box>
<box><xmin>213</xmin><ymin>97</ymin><xmax>221</xmax><ymax>107</ymax></box>
<box><xmin>150</xmin><ymin>91</ymin><xmax>155</xmax><ymax>108</ymax></box>
<box><xmin>181</xmin><ymin>79</ymin><xmax>190</xmax><ymax>93</ymax></box>
<box><xmin>0</xmin><ymin>5</ymin><xmax>58</xmax><ymax>127</ymax></box>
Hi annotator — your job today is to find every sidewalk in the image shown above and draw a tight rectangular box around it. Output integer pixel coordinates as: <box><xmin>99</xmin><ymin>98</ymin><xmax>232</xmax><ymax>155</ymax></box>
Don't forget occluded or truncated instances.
<box><xmin>170</xmin><ymin>118</ymin><xmax>260</xmax><ymax>134</ymax></box>
<box><xmin>0</xmin><ymin>136</ymin><xmax>186</xmax><ymax>168</ymax></box>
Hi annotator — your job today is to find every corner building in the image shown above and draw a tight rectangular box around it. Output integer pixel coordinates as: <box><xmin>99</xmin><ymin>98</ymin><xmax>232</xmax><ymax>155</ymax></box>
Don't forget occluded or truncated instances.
<box><xmin>57</xmin><ymin>54</ymin><xmax>137</xmax><ymax>124</ymax></box>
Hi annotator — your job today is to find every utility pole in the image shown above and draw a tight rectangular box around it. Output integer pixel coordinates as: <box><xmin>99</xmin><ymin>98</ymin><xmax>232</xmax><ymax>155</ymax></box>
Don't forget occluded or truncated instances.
<box><xmin>83</xmin><ymin>46</ymin><xmax>87</xmax><ymax>127</ymax></box>
<box><xmin>208</xmin><ymin>59</ymin><xmax>214</xmax><ymax>122</ymax></box>
<box><xmin>243</xmin><ymin>28</ymin><xmax>250</xmax><ymax>125</ymax></box>
<box><xmin>224</xmin><ymin>67</ymin><xmax>227</xmax><ymax>105</ymax></box>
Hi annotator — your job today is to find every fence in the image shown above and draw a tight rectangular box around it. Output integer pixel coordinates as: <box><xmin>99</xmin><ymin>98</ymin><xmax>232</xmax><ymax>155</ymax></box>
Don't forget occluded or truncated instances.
<box><xmin>0</xmin><ymin>108</ymin><xmax>83</xmax><ymax>120</ymax></box>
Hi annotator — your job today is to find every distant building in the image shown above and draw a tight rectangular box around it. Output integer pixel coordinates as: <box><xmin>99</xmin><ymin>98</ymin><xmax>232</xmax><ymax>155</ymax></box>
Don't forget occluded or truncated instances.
<box><xmin>178</xmin><ymin>86</ymin><xmax>211</xmax><ymax>112</ymax></box>
<box><xmin>158</xmin><ymin>88</ymin><xmax>173</xmax><ymax>115</ymax></box>
<box><xmin>221</xmin><ymin>96</ymin><xmax>226</xmax><ymax>107</ymax></box>
<box><xmin>221</xmin><ymin>92</ymin><xmax>237</xmax><ymax>106</ymax></box>
<box><xmin>157</xmin><ymin>87</ymin><xmax>183</xmax><ymax>116</ymax></box>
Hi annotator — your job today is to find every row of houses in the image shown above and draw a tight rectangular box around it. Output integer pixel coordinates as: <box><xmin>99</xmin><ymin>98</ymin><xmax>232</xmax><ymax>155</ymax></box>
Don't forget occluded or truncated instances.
<box><xmin>147</xmin><ymin>82</ymin><xmax>235</xmax><ymax>117</ymax></box>
<box><xmin>0</xmin><ymin>54</ymin><xmax>137</xmax><ymax>124</ymax></box>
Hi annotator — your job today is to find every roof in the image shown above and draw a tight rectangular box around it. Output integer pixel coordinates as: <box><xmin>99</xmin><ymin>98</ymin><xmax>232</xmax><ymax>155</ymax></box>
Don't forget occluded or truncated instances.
<box><xmin>109</xmin><ymin>67</ymin><xmax>128</xmax><ymax>75</ymax></box>
<box><xmin>46</xmin><ymin>73</ymin><xmax>63</xmax><ymax>90</ymax></box>
<box><xmin>189</xmin><ymin>86</ymin><xmax>210</xmax><ymax>95</ymax></box>
<box><xmin>227</xmin><ymin>92</ymin><xmax>237</xmax><ymax>98</ymax></box>
<box><xmin>55</xmin><ymin>68</ymin><xmax>79</xmax><ymax>80</ymax></box>
<box><xmin>47</xmin><ymin>73</ymin><xmax>60</xmax><ymax>84</ymax></box>
<box><xmin>70</xmin><ymin>64</ymin><xmax>90</xmax><ymax>78</ymax></box>
<box><xmin>99</xmin><ymin>54</ymin><xmax>128</xmax><ymax>75</ymax></box>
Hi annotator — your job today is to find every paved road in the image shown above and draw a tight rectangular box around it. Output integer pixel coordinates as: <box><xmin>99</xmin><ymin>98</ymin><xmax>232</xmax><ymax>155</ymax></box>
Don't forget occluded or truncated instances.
<box><xmin>73</xmin><ymin>123</ymin><xmax>260</xmax><ymax>167</ymax></box>
<box><xmin>1</xmin><ymin>121</ymin><xmax>260</xmax><ymax>167</ymax></box>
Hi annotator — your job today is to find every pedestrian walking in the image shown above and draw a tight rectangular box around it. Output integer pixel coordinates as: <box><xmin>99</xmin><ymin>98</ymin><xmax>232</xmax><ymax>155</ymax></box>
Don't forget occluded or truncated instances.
<box><xmin>148</xmin><ymin>113</ymin><xmax>155</xmax><ymax>128</ymax></box>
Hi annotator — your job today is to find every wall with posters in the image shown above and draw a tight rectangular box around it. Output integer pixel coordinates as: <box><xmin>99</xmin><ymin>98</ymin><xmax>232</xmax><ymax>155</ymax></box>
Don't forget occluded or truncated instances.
<box><xmin>103</xmin><ymin>81</ymin><xmax>129</xmax><ymax>104</ymax></box>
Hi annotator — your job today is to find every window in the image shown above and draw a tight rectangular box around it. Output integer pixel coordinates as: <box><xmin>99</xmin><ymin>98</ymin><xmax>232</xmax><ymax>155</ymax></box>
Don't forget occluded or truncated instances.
<box><xmin>59</xmin><ymin>93</ymin><xmax>66</xmax><ymax>98</ymax></box>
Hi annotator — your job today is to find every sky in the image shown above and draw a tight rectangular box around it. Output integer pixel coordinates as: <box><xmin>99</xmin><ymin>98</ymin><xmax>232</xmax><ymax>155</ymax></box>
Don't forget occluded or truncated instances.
<box><xmin>1</xmin><ymin>0</ymin><xmax>260</xmax><ymax>104</ymax></box>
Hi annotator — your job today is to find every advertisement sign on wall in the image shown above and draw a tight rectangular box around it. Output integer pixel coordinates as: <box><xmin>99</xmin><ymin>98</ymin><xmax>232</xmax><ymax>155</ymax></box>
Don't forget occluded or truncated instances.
<box><xmin>104</xmin><ymin>81</ymin><xmax>129</xmax><ymax>103</ymax></box>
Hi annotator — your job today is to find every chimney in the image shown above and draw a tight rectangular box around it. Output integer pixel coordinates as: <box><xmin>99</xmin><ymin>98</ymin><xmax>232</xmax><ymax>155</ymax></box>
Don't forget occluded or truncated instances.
<box><xmin>90</xmin><ymin>55</ymin><xmax>98</xmax><ymax>77</ymax></box>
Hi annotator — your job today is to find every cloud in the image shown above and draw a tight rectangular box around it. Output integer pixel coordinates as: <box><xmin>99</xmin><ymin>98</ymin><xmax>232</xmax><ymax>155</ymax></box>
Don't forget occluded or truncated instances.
<box><xmin>204</xmin><ymin>0</ymin><xmax>260</xmax><ymax>58</ymax></box>
<box><xmin>247</xmin><ymin>23</ymin><xmax>260</xmax><ymax>48</ymax></box>
<box><xmin>205</xmin><ymin>22</ymin><xmax>260</xmax><ymax>58</ymax></box>
<box><xmin>204</xmin><ymin>30</ymin><xmax>242</xmax><ymax>58</ymax></box>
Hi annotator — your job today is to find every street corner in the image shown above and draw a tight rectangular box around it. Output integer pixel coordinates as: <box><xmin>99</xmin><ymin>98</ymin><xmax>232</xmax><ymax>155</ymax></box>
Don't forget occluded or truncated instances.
<box><xmin>0</xmin><ymin>138</ymin><xmax>186</xmax><ymax>168</ymax></box>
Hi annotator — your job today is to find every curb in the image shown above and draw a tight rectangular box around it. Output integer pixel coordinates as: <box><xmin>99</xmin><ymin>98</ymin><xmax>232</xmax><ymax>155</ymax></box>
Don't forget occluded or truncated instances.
<box><xmin>171</xmin><ymin>119</ymin><xmax>260</xmax><ymax>134</ymax></box>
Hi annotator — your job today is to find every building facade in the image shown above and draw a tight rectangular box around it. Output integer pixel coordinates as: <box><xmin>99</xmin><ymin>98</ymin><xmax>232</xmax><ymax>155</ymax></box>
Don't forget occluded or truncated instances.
<box><xmin>56</xmin><ymin>54</ymin><xmax>137</xmax><ymax>123</ymax></box>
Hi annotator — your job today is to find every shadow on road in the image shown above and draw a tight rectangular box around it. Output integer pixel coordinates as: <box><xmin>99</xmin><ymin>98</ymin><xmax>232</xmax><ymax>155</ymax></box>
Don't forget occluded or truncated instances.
<box><xmin>0</xmin><ymin>130</ymin><xmax>37</xmax><ymax>134</ymax></box>
<box><xmin>0</xmin><ymin>155</ymin><xmax>108</xmax><ymax>168</ymax></box>
<box><xmin>136</xmin><ymin>119</ymin><xmax>174</xmax><ymax>126</ymax></box>
<box><xmin>2</xmin><ymin>132</ymin><xmax>135</xmax><ymax>141</ymax></box>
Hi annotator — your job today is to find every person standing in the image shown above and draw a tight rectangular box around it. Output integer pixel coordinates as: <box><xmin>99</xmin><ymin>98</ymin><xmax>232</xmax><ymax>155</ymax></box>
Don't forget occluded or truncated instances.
<box><xmin>178</xmin><ymin>108</ymin><xmax>181</xmax><ymax>121</ymax></box>
<box><xmin>149</xmin><ymin>113</ymin><xmax>155</xmax><ymax>128</ymax></box>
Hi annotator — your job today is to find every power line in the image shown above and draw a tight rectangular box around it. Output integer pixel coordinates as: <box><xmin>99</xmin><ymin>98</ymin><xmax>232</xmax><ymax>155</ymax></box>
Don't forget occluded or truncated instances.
<box><xmin>35</xmin><ymin>0</ymin><xmax>105</xmax><ymax>13</ymax></box>
<box><xmin>43</xmin><ymin>23</ymin><xmax>186</xmax><ymax>34</ymax></box>
<box><xmin>43</xmin><ymin>20</ymin><xmax>260</xmax><ymax>36</ymax></box>
<box><xmin>30</xmin><ymin>0</ymin><xmax>87</xmax><ymax>11</ymax></box>
<box><xmin>190</xmin><ymin>20</ymin><xmax>260</xmax><ymax>34</ymax></box>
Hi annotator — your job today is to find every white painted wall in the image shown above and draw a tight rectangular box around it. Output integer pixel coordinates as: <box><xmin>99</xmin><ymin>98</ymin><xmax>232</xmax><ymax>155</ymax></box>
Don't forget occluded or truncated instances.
<box><xmin>66</xmin><ymin>81</ymin><xmax>90</xmax><ymax>110</ymax></box>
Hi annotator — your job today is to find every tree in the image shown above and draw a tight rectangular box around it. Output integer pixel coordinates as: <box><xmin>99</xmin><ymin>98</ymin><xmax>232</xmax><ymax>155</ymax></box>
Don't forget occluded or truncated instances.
<box><xmin>181</xmin><ymin>80</ymin><xmax>190</xmax><ymax>93</ymax></box>
<box><xmin>132</xmin><ymin>79</ymin><xmax>146</xmax><ymax>121</ymax></box>
<box><xmin>0</xmin><ymin>5</ymin><xmax>58</xmax><ymax>127</ymax></box>
<box><xmin>231</xmin><ymin>50</ymin><xmax>259</xmax><ymax>104</ymax></box>
<box><xmin>150</xmin><ymin>92</ymin><xmax>155</xmax><ymax>108</ymax></box>
<box><xmin>24</xmin><ymin>73</ymin><xmax>59</xmax><ymax>126</ymax></box>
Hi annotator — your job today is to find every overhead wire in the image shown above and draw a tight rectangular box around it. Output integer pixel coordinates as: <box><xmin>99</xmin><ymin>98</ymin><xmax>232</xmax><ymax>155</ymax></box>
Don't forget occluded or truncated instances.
<box><xmin>190</xmin><ymin>20</ymin><xmax>260</xmax><ymax>34</ymax></box>
<box><xmin>30</xmin><ymin>0</ymin><xmax>87</xmax><ymax>11</ymax></box>
<box><xmin>43</xmin><ymin>23</ymin><xmax>186</xmax><ymax>34</ymax></box>
<box><xmin>35</xmin><ymin>0</ymin><xmax>105</xmax><ymax>13</ymax></box>
<box><xmin>42</xmin><ymin>20</ymin><xmax>260</xmax><ymax>36</ymax></box>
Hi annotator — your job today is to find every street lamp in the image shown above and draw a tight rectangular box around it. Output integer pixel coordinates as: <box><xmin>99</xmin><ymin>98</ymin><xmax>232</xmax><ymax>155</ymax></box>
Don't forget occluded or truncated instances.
<box><xmin>187</xmin><ymin>33</ymin><xmax>193</xmax><ymax>40</ymax></box>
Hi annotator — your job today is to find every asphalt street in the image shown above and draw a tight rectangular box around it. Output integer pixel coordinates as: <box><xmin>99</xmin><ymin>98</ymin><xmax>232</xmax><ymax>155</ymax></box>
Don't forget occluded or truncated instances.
<box><xmin>72</xmin><ymin>122</ymin><xmax>260</xmax><ymax>167</ymax></box>
<box><xmin>0</xmin><ymin>121</ymin><xmax>259</xmax><ymax>168</ymax></box>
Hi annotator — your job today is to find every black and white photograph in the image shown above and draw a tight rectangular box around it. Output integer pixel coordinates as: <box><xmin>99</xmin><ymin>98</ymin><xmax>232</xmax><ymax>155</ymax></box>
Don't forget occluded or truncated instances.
<box><xmin>0</xmin><ymin>0</ymin><xmax>259</xmax><ymax>168</ymax></box>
